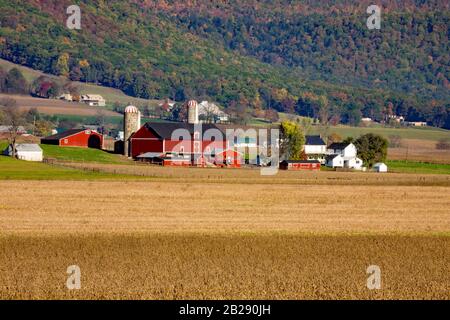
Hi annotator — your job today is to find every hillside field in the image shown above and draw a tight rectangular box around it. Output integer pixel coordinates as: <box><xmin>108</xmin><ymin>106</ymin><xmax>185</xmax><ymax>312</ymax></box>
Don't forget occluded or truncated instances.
<box><xmin>0</xmin><ymin>59</ymin><xmax>160</xmax><ymax>108</ymax></box>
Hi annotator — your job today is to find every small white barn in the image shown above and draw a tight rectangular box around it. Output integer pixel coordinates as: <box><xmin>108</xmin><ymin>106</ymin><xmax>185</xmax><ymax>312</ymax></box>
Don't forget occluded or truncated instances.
<box><xmin>373</xmin><ymin>162</ymin><xmax>388</xmax><ymax>173</ymax></box>
<box><xmin>3</xmin><ymin>144</ymin><xmax>43</xmax><ymax>162</ymax></box>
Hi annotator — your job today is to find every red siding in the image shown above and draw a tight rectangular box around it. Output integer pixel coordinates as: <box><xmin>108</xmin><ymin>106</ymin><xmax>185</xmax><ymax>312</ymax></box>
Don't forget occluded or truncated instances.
<box><xmin>131</xmin><ymin>139</ymin><xmax>164</xmax><ymax>158</ymax></box>
<box><xmin>59</xmin><ymin>130</ymin><xmax>103</xmax><ymax>148</ymax></box>
<box><xmin>286</xmin><ymin>163</ymin><xmax>321</xmax><ymax>171</ymax></box>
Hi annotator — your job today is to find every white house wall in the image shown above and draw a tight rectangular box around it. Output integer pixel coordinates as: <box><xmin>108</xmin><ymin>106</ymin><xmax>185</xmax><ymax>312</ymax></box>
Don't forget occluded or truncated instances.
<box><xmin>17</xmin><ymin>151</ymin><xmax>43</xmax><ymax>162</ymax></box>
<box><xmin>305</xmin><ymin>145</ymin><xmax>326</xmax><ymax>154</ymax></box>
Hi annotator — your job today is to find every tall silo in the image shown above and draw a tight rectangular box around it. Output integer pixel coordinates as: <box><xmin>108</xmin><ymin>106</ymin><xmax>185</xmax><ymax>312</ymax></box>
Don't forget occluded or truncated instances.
<box><xmin>187</xmin><ymin>100</ymin><xmax>199</xmax><ymax>124</ymax></box>
<box><xmin>123</xmin><ymin>105</ymin><xmax>141</xmax><ymax>157</ymax></box>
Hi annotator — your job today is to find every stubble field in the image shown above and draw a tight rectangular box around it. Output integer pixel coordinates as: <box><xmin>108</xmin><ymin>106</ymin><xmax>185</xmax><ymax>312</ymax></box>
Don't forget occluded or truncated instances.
<box><xmin>0</xmin><ymin>174</ymin><xmax>449</xmax><ymax>299</ymax></box>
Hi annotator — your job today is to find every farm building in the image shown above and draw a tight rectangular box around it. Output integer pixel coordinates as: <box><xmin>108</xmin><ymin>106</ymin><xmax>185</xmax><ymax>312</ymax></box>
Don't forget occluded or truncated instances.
<box><xmin>81</xmin><ymin>94</ymin><xmax>106</xmax><ymax>107</ymax></box>
<box><xmin>373</xmin><ymin>163</ymin><xmax>388</xmax><ymax>173</ymax></box>
<box><xmin>279</xmin><ymin>160</ymin><xmax>321</xmax><ymax>171</ymax></box>
<box><xmin>3</xmin><ymin>144</ymin><xmax>43</xmax><ymax>162</ymax></box>
<box><xmin>130</xmin><ymin>122</ymin><xmax>228</xmax><ymax>165</ymax></box>
<box><xmin>128</xmin><ymin>101</ymin><xmax>262</xmax><ymax>167</ymax></box>
<box><xmin>41</xmin><ymin>129</ymin><xmax>103</xmax><ymax>149</ymax></box>
<box><xmin>326</xmin><ymin>143</ymin><xmax>363</xmax><ymax>170</ymax></box>
<box><xmin>304</xmin><ymin>136</ymin><xmax>327</xmax><ymax>164</ymax></box>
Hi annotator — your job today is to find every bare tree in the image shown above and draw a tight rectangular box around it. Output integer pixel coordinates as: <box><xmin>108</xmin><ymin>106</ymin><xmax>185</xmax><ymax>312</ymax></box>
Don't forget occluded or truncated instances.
<box><xmin>200</xmin><ymin>102</ymin><xmax>218</xmax><ymax>123</ymax></box>
<box><xmin>1</xmin><ymin>98</ymin><xmax>26</xmax><ymax>158</ymax></box>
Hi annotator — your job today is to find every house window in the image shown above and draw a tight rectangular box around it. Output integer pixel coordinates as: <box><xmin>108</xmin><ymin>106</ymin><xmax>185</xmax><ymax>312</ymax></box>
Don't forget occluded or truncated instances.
<box><xmin>180</xmin><ymin>146</ymin><xmax>185</xmax><ymax>155</ymax></box>
<box><xmin>194</xmin><ymin>132</ymin><xmax>200</xmax><ymax>140</ymax></box>
<box><xmin>64</xmin><ymin>139</ymin><xmax>68</xmax><ymax>144</ymax></box>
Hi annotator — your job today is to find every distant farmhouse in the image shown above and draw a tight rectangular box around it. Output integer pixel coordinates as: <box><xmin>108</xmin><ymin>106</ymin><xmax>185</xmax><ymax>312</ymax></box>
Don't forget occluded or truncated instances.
<box><xmin>326</xmin><ymin>142</ymin><xmax>363</xmax><ymax>170</ymax></box>
<box><xmin>81</xmin><ymin>94</ymin><xmax>106</xmax><ymax>107</ymax></box>
<box><xmin>3</xmin><ymin>144</ymin><xmax>43</xmax><ymax>162</ymax></box>
<box><xmin>406</xmin><ymin>121</ymin><xmax>427</xmax><ymax>127</ymax></box>
<box><xmin>59</xmin><ymin>93</ymin><xmax>106</xmax><ymax>107</ymax></box>
<box><xmin>304</xmin><ymin>135</ymin><xmax>327</xmax><ymax>164</ymax></box>
<box><xmin>59</xmin><ymin>93</ymin><xmax>74</xmax><ymax>102</ymax></box>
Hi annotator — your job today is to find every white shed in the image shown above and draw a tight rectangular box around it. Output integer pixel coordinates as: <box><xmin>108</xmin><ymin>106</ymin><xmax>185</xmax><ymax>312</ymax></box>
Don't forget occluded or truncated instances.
<box><xmin>3</xmin><ymin>144</ymin><xmax>43</xmax><ymax>162</ymax></box>
<box><xmin>373</xmin><ymin>162</ymin><xmax>388</xmax><ymax>173</ymax></box>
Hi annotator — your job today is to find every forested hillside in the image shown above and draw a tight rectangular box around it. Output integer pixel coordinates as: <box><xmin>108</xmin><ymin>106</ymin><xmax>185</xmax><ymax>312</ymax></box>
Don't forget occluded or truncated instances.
<box><xmin>0</xmin><ymin>0</ymin><xmax>449</xmax><ymax>128</ymax></box>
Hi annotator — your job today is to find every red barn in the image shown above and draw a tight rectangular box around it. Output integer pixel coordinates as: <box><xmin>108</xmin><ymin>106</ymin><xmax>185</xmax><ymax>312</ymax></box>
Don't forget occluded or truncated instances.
<box><xmin>130</xmin><ymin>122</ymin><xmax>245</xmax><ymax>167</ymax></box>
<box><xmin>279</xmin><ymin>160</ymin><xmax>321</xmax><ymax>171</ymax></box>
<box><xmin>41</xmin><ymin>129</ymin><xmax>103</xmax><ymax>149</ymax></box>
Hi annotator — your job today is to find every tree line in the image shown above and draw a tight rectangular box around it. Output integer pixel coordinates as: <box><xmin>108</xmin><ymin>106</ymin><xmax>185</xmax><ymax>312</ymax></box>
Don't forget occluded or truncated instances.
<box><xmin>0</xmin><ymin>1</ymin><xmax>448</xmax><ymax>129</ymax></box>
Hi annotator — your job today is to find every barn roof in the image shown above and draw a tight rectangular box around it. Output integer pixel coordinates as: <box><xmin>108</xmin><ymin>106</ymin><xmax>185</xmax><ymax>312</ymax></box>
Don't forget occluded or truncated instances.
<box><xmin>42</xmin><ymin>129</ymin><xmax>100</xmax><ymax>141</ymax></box>
<box><xmin>328</xmin><ymin>142</ymin><xmax>350</xmax><ymax>150</ymax></box>
<box><xmin>305</xmin><ymin>135</ymin><xmax>326</xmax><ymax>146</ymax></box>
<box><xmin>144</xmin><ymin>123</ymin><xmax>224</xmax><ymax>139</ymax></box>
<box><xmin>4</xmin><ymin>144</ymin><xmax>42</xmax><ymax>154</ymax></box>
<box><xmin>325</xmin><ymin>154</ymin><xmax>342</xmax><ymax>161</ymax></box>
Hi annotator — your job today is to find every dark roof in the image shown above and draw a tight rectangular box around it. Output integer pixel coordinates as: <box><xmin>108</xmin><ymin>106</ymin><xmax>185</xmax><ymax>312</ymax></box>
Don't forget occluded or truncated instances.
<box><xmin>328</xmin><ymin>142</ymin><xmax>350</xmax><ymax>150</ymax></box>
<box><xmin>325</xmin><ymin>154</ymin><xmax>341</xmax><ymax>161</ymax></box>
<box><xmin>144</xmin><ymin>122</ymin><xmax>224</xmax><ymax>139</ymax></box>
<box><xmin>281</xmin><ymin>160</ymin><xmax>321</xmax><ymax>164</ymax></box>
<box><xmin>41</xmin><ymin>129</ymin><xmax>86</xmax><ymax>141</ymax></box>
<box><xmin>305</xmin><ymin>135</ymin><xmax>326</xmax><ymax>146</ymax></box>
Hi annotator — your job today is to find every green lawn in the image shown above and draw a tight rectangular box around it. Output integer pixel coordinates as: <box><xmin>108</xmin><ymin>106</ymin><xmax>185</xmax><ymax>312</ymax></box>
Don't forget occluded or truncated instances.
<box><xmin>0</xmin><ymin>156</ymin><xmax>138</xmax><ymax>180</ymax></box>
<box><xmin>387</xmin><ymin>160</ymin><xmax>450</xmax><ymax>175</ymax></box>
<box><xmin>0</xmin><ymin>141</ymin><xmax>129</xmax><ymax>164</ymax></box>
<box><xmin>40</xmin><ymin>144</ymin><xmax>129</xmax><ymax>164</ymax></box>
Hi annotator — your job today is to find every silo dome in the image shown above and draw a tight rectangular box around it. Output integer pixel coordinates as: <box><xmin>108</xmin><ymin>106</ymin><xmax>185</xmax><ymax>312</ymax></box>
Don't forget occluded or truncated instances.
<box><xmin>125</xmin><ymin>105</ymin><xmax>139</xmax><ymax>113</ymax></box>
<box><xmin>188</xmin><ymin>100</ymin><xmax>198</xmax><ymax>109</ymax></box>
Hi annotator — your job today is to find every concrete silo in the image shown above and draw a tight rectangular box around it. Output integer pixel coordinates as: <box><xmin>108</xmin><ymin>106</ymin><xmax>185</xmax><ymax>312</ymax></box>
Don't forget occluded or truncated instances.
<box><xmin>123</xmin><ymin>105</ymin><xmax>141</xmax><ymax>157</ymax></box>
<box><xmin>187</xmin><ymin>100</ymin><xmax>199</xmax><ymax>124</ymax></box>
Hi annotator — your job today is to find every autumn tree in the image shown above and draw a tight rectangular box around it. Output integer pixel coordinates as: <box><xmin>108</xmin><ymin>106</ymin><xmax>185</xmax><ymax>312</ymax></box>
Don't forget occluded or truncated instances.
<box><xmin>327</xmin><ymin>133</ymin><xmax>342</xmax><ymax>144</ymax></box>
<box><xmin>5</xmin><ymin>68</ymin><xmax>28</xmax><ymax>94</ymax></box>
<box><xmin>55</xmin><ymin>53</ymin><xmax>70</xmax><ymax>77</ymax></box>
<box><xmin>354</xmin><ymin>133</ymin><xmax>388</xmax><ymax>168</ymax></box>
<box><xmin>264</xmin><ymin>109</ymin><xmax>279</xmax><ymax>123</ymax></box>
<box><xmin>279</xmin><ymin>121</ymin><xmax>305</xmax><ymax>160</ymax></box>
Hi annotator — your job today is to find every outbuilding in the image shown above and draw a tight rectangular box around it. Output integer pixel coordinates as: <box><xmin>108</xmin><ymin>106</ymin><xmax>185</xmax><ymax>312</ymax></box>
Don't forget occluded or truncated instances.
<box><xmin>3</xmin><ymin>144</ymin><xmax>43</xmax><ymax>162</ymax></box>
<box><xmin>279</xmin><ymin>160</ymin><xmax>321</xmax><ymax>171</ymax></box>
<box><xmin>41</xmin><ymin>129</ymin><xmax>103</xmax><ymax>149</ymax></box>
<box><xmin>373</xmin><ymin>162</ymin><xmax>388</xmax><ymax>173</ymax></box>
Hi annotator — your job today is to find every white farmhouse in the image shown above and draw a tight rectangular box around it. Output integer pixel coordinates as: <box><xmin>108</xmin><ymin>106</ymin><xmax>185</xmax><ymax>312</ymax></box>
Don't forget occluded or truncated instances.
<box><xmin>326</xmin><ymin>142</ymin><xmax>363</xmax><ymax>170</ymax></box>
<box><xmin>3</xmin><ymin>144</ymin><xmax>43</xmax><ymax>162</ymax></box>
<box><xmin>304</xmin><ymin>135</ymin><xmax>327</xmax><ymax>164</ymax></box>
